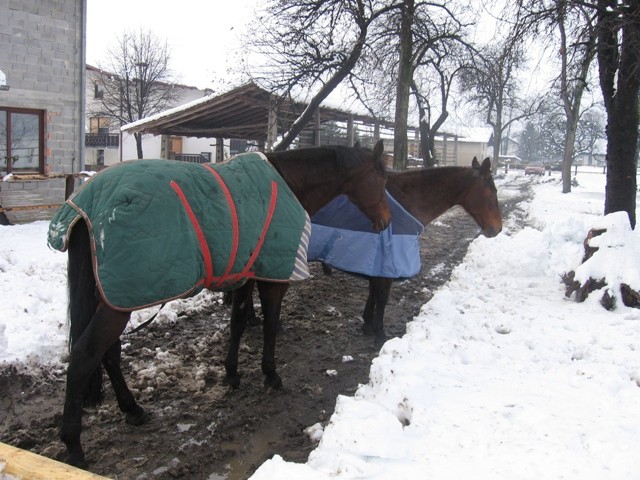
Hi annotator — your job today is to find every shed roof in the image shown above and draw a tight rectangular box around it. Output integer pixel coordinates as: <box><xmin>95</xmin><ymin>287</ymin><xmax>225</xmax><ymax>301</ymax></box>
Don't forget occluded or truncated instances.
<box><xmin>121</xmin><ymin>82</ymin><xmax>397</xmax><ymax>142</ymax></box>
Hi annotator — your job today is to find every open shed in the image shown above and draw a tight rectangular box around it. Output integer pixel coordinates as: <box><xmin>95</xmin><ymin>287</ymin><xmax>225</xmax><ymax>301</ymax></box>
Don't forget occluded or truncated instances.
<box><xmin>122</xmin><ymin>82</ymin><xmax>400</xmax><ymax>160</ymax></box>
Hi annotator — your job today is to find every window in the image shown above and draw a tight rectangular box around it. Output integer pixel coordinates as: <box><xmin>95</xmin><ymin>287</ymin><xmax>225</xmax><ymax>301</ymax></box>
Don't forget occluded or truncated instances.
<box><xmin>94</xmin><ymin>82</ymin><xmax>104</xmax><ymax>99</ymax></box>
<box><xmin>89</xmin><ymin>116</ymin><xmax>111</xmax><ymax>134</ymax></box>
<box><xmin>0</xmin><ymin>108</ymin><xmax>44</xmax><ymax>175</ymax></box>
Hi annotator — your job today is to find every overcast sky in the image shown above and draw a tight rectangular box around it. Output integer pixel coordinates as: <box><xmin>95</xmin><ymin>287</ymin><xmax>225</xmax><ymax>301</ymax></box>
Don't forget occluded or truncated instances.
<box><xmin>86</xmin><ymin>0</ymin><xmax>255</xmax><ymax>90</ymax></box>
<box><xmin>85</xmin><ymin>0</ymin><xmax>554</xmax><ymax>128</ymax></box>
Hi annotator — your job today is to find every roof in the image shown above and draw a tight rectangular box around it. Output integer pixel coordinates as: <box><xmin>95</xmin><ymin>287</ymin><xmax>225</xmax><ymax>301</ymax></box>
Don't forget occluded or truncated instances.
<box><xmin>121</xmin><ymin>82</ymin><xmax>397</xmax><ymax>142</ymax></box>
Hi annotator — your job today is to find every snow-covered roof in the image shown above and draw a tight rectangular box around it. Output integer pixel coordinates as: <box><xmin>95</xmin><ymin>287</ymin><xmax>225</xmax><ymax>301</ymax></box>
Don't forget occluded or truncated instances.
<box><xmin>122</xmin><ymin>82</ymin><xmax>397</xmax><ymax>141</ymax></box>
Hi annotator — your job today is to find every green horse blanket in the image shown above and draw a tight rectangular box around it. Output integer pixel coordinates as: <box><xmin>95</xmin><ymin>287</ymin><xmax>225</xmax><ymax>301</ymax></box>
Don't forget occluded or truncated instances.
<box><xmin>48</xmin><ymin>153</ymin><xmax>311</xmax><ymax>311</ymax></box>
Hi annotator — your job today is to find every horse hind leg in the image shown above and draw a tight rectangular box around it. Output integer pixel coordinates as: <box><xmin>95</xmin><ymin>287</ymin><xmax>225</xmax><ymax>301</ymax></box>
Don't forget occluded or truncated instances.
<box><xmin>102</xmin><ymin>338</ymin><xmax>145</xmax><ymax>426</ymax></box>
<box><xmin>61</xmin><ymin>303</ymin><xmax>130</xmax><ymax>468</ymax></box>
<box><xmin>257</xmin><ymin>281</ymin><xmax>289</xmax><ymax>389</ymax></box>
<box><xmin>223</xmin><ymin>280</ymin><xmax>256</xmax><ymax>388</ymax></box>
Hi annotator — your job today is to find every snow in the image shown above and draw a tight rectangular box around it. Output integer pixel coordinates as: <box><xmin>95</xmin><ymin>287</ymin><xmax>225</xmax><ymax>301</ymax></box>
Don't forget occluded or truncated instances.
<box><xmin>1</xmin><ymin>168</ymin><xmax>640</xmax><ymax>479</ymax></box>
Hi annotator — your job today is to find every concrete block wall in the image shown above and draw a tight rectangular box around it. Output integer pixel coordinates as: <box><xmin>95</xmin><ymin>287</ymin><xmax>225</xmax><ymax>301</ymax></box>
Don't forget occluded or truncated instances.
<box><xmin>0</xmin><ymin>0</ymin><xmax>86</xmax><ymax>223</ymax></box>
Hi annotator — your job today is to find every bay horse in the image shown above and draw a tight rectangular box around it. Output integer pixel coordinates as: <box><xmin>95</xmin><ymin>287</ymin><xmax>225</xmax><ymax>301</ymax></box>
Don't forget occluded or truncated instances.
<box><xmin>238</xmin><ymin>157</ymin><xmax>502</xmax><ymax>347</ymax></box>
<box><xmin>56</xmin><ymin>141</ymin><xmax>390</xmax><ymax>468</ymax></box>
<box><xmin>361</xmin><ymin>157</ymin><xmax>502</xmax><ymax>346</ymax></box>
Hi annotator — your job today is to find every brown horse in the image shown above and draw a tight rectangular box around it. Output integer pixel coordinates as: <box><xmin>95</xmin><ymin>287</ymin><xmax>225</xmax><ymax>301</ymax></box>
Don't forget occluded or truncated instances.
<box><xmin>55</xmin><ymin>141</ymin><xmax>390</xmax><ymax>468</ymax></box>
<box><xmin>362</xmin><ymin>157</ymin><xmax>502</xmax><ymax>346</ymax></box>
<box><xmin>238</xmin><ymin>157</ymin><xmax>502</xmax><ymax>347</ymax></box>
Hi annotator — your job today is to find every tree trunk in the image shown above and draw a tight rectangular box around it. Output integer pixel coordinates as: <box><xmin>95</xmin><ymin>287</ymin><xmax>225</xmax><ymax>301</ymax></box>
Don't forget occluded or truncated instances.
<box><xmin>605</xmin><ymin>96</ymin><xmax>638</xmax><ymax>228</ymax></box>
<box><xmin>561</xmin><ymin>120</ymin><xmax>577</xmax><ymax>193</ymax></box>
<box><xmin>393</xmin><ymin>0</ymin><xmax>415</xmax><ymax>170</ymax></box>
<box><xmin>135</xmin><ymin>132</ymin><xmax>143</xmax><ymax>159</ymax></box>
<box><xmin>597</xmin><ymin>0</ymin><xmax>640</xmax><ymax>228</ymax></box>
<box><xmin>491</xmin><ymin>120</ymin><xmax>502</xmax><ymax>174</ymax></box>
<box><xmin>421</xmin><ymin>123</ymin><xmax>435</xmax><ymax>166</ymax></box>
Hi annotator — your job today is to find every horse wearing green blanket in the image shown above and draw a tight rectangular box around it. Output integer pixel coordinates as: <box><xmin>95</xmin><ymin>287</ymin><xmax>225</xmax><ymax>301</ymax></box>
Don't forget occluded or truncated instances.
<box><xmin>50</xmin><ymin>141</ymin><xmax>390</xmax><ymax>469</ymax></box>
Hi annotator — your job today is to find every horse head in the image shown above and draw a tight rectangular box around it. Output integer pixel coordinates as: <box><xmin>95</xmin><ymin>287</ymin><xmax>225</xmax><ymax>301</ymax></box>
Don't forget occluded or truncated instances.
<box><xmin>344</xmin><ymin>140</ymin><xmax>391</xmax><ymax>232</ymax></box>
<box><xmin>467</xmin><ymin>157</ymin><xmax>502</xmax><ymax>237</ymax></box>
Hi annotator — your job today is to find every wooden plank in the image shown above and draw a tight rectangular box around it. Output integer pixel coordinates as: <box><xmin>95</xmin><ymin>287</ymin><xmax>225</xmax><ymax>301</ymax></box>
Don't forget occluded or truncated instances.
<box><xmin>0</xmin><ymin>204</ymin><xmax>61</xmax><ymax>213</ymax></box>
<box><xmin>0</xmin><ymin>442</ymin><xmax>111</xmax><ymax>479</ymax></box>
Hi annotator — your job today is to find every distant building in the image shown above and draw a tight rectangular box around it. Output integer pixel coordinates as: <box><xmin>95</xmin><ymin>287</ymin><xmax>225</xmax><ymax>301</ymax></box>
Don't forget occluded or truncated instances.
<box><xmin>404</xmin><ymin>127</ymin><xmax>492</xmax><ymax>167</ymax></box>
<box><xmin>85</xmin><ymin>65</ymin><xmax>223</xmax><ymax>169</ymax></box>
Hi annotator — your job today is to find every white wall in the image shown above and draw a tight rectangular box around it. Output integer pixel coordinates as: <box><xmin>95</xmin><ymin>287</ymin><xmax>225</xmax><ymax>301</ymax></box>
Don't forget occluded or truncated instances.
<box><xmin>85</xmin><ymin>70</ymin><xmax>221</xmax><ymax>167</ymax></box>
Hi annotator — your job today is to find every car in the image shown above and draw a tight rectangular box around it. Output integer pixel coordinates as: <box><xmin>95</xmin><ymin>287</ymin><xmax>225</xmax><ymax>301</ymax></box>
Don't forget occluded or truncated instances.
<box><xmin>525</xmin><ymin>162</ymin><xmax>546</xmax><ymax>176</ymax></box>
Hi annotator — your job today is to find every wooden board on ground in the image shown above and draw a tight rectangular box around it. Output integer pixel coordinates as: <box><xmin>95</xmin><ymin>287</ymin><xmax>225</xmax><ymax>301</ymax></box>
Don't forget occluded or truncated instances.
<box><xmin>0</xmin><ymin>442</ymin><xmax>111</xmax><ymax>480</ymax></box>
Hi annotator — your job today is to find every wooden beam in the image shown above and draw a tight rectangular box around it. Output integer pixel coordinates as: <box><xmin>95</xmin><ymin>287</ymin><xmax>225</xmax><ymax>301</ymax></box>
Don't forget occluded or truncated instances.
<box><xmin>0</xmin><ymin>204</ymin><xmax>61</xmax><ymax>213</ymax></box>
<box><xmin>0</xmin><ymin>442</ymin><xmax>111</xmax><ymax>479</ymax></box>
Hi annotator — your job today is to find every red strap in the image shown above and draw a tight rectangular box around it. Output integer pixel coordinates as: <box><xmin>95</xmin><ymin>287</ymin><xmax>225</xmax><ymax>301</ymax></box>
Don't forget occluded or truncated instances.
<box><xmin>170</xmin><ymin>180</ymin><xmax>214</xmax><ymax>287</ymax></box>
<box><xmin>238</xmin><ymin>180</ymin><xmax>278</xmax><ymax>277</ymax></box>
<box><xmin>202</xmin><ymin>164</ymin><xmax>240</xmax><ymax>288</ymax></box>
<box><xmin>170</xmin><ymin>175</ymin><xmax>279</xmax><ymax>290</ymax></box>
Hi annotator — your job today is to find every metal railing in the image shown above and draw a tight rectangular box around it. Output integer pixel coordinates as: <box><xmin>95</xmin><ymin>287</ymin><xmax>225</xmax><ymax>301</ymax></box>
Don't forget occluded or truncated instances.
<box><xmin>85</xmin><ymin>133</ymin><xmax>120</xmax><ymax>148</ymax></box>
<box><xmin>173</xmin><ymin>153</ymin><xmax>211</xmax><ymax>164</ymax></box>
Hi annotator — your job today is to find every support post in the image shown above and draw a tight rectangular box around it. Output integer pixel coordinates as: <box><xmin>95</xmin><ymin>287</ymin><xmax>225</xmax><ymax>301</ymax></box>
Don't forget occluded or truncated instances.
<box><xmin>266</xmin><ymin>106</ymin><xmax>278</xmax><ymax>151</ymax></box>
<box><xmin>314</xmin><ymin>110</ymin><xmax>321</xmax><ymax>146</ymax></box>
<box><xmin>347</xmin><ymin>114</ymin><xmax>354</xmax><ymax>146</ymax></box>
<box><xmin>216</xmin><ymin>137</ymin><xmax>224</xmax><ymax>162</ymax></box>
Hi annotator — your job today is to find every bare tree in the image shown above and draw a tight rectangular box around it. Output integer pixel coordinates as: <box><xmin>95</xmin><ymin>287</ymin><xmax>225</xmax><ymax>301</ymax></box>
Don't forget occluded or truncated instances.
<box><xmin>92</xmin><ymin>29</ymin><xmax>179</xmax><ymax>158</ymax></box>
<box><xmin>411</xmin><ymin>43</ymin><xmax>467</xmax><ymax>166</ymax></box>
<box><xmin>512</xmin><ymin>0</ymin><xmax>639</xmax><ymax>226</ymax></box>
<box><xmin>574</xmin><ymin>107</ymin><xmax>605</xmax><ymax>163</ymax></box>
<box><xmin>459</xmin><ymin>39</ymin><xmax>541</xmax><ymax>171</ymax></box>
<box><xmin>386</xmin><ymin>0</ymin><xmax>470</xmax><ymax>169</ymax></box>
<box><xmin>246</xmin><ymin>0</ymin><xmax>400</xmax><ymax>151</ymax></box>
<box><xmin>514</xmin><ymin>0</ymin><xmax>598</xmax><ymax>192</ymax></box>
<box><xmin>555</xmin><ymin>1</ymin><xmax>598</xmax><ymax>192</ymax></box>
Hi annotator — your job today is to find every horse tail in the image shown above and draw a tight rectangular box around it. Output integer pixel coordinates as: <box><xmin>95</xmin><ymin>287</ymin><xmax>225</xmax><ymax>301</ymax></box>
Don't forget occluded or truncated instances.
<box><xmin>67</xmin><ymin>219</ymin><xmax>104</xmax><ymax>406</ymax></box>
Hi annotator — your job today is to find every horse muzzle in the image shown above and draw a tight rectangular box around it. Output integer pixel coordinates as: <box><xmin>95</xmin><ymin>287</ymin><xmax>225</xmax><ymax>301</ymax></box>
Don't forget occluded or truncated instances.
<box><xmin>372</xmin><ymin>216</ymin><xmax>391</xmax><ymax>232</ymax></box>
<box><xmin>482</xmin><ymin>224</ymin><xmax>502</xmax><ymax>238</ymax></box>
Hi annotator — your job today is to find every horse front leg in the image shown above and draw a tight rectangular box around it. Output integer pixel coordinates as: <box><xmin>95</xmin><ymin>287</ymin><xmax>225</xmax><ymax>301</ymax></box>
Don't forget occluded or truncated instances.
<box><xmin>223</xmin><ymin>280</ymin><xmax>255</xmax><ymax>388</ymax></box>
<box><xmin>362</xmin><ymin>277</ymin><xmax>376</xmax><ymax>335</ymax></box>
<box><xmin>61</xmin><ymin>303</ymin><xmax>130</xmax><ymax>468</ymax></box>
<box><xmin>256</xmin><ymin>280</ymin><xmax>289</xmax><ymax>389</ymax></box>
<box><xmin>362</xmin><ymin>277</ymin><xmax>392</xmax><ymax>348</ymax></box>
<box><xmin>102</xmin><ymin>338</ymin><xmax>145</xmax><ymax>426</ymax></box>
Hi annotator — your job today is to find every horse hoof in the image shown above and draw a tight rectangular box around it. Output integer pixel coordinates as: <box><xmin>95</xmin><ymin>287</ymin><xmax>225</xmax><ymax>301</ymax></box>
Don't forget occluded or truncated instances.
<box><xmin>222</xmin><ymin>374</ymin><xmax>241</xmax><ymax>389</ymax></box>
<box><xmin>374</xmin><ymin>334</ymin><xmax>387</xmax><ymax>349</ymax></box>
<box><xmin>264</xmin><ymin>374</ymin><xmax>282</xmax><ymax>390</ymax></box>
<box><xmin>125</xmin><ymin>407</ymin><xmax>146</xmax><ymax>426</ymax></box>
<box><xmin>65</xmin><ymin>452</ymin><xmax>88</xmax><ymax>470</ymax></box>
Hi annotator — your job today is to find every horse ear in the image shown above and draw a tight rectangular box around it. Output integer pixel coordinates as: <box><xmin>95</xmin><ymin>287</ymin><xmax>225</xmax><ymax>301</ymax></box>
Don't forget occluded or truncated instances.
<box><xmin>373</xmin><ymin>139</ymin><xmax>384</xmax><ymax>159</ymax></box>
<box><xmin>472</xmin><ymin>156</ymin><xmax>480</xmax><ymax>168</ymax></box>
<box><xmin>481</xmin><ymin>157</ymin><xmax>492</xmax><ymax>175</ymax></box>
<box><xmin>353</xmin><ymin>141</ymin><xmax>361</xmax><ymax>148</ymax></box>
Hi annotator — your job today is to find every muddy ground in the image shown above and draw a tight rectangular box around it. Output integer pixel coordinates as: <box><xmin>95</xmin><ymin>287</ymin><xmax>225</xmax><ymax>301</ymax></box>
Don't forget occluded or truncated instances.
<box><xmin>0</xmin><ymin>177</ymin><xmax>531</xmax><ymax>479</ymax></box>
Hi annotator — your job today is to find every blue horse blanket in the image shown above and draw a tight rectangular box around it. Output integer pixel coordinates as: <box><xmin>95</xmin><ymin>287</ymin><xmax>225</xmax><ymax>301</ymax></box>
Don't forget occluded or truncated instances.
<box><xmin>48</xmin><ymin>153</ymin><xmax>311</xmax><ymax>311</ymax></box>
<box><xmin>308</xmin><ymin>193</ymin><xmax>424</xmax><ymax>278</ymax></box>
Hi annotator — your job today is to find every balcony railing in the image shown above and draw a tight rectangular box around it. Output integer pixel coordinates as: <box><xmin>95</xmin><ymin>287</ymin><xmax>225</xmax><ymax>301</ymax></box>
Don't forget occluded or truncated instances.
<box><xmin>85</xmin><ymin>133</ymin><xmax>120</xmax><ymax>148</ymax></box>
<box><xmin>173</xmin><ymin>153</ymin><xmax>211</xmax><ymax>164</ymax></box>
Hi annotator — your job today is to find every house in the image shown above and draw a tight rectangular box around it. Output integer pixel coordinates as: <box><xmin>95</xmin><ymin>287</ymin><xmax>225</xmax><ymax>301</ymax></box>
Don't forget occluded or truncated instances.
<box><xmin>405</xmin><ymin>127</ymin><xmax>492</xmax><ymax>167</ymax></box>
<box><xmin>85</xmin><ymin>65</ymin><xmax>222</xmax><ymax>169</ymax></box>
<box><xmin>0</xmin><ymin>1</ymin><xmax>86</xmax><ymax>224</ymax></box>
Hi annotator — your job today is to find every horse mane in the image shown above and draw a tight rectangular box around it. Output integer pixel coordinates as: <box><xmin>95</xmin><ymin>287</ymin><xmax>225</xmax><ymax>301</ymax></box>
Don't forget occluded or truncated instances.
<box><xmin>266</xmin><ymin>143</ymin><xmax>384</xmax><ymax>182</ymax></box>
